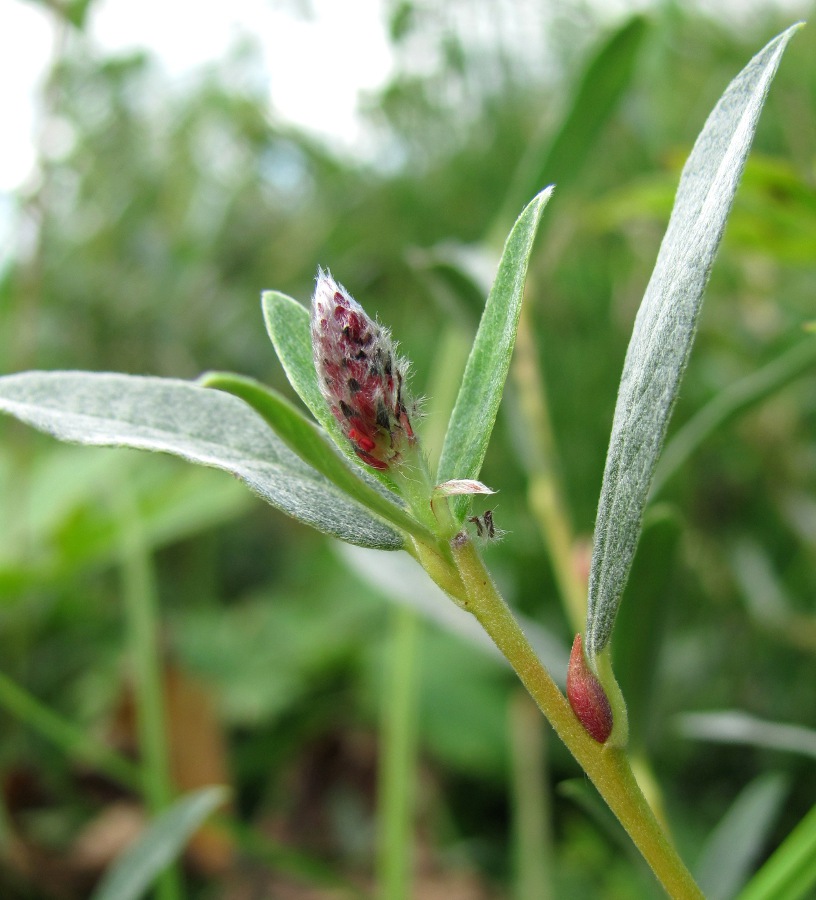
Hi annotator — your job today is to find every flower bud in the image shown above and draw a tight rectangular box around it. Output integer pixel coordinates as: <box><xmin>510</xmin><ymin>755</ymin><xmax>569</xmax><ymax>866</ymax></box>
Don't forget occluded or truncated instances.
<box><xmin>567</xmin><ymin>634</ymin><xmax>613</xmax><ymax>743</ymax></box>
<box><xmin>311</xmin><ymin>269</ymin><xmax>415</xmax><ymax>470</ymax></box>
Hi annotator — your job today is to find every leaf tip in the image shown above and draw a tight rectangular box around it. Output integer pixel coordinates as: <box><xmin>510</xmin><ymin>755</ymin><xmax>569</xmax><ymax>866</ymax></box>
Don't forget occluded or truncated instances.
<box><xmin>197</xmin><ymin>370</ymin><xmax>225</xmax><ymax>389</ymax></box>
<box><xmin>536</xmin><ymin>183</ymin><xmax>556</xmax><ymax>204</ymax></box>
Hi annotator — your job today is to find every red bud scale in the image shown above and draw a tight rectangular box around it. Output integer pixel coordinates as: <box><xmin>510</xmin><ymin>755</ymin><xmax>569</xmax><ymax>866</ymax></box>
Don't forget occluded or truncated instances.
<box><xmin>566</xmin><ymin>634</ymin><xmax>613</xmax><ymax>743</ymax></box>
<box><xmin>311</xmin><ymin>269</ymin><xmax>415</xmax><ymax>470</ymax></box>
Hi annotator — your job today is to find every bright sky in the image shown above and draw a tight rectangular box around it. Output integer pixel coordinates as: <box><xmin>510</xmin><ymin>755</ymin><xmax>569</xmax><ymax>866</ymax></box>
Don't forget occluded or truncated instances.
<box><xmin>0</xmin><ymin>0</ymin><xmax>393</xmax><ymax>193</ymax></box>
<box><xmin>1</xmin><ymin>3</ymin><xmax>52</xmax><ymax>191</ymax></box>
<box><xmin>0</xmin><ymin>0</ymin><xmax>809</xmax><ymax>196</ymax></box>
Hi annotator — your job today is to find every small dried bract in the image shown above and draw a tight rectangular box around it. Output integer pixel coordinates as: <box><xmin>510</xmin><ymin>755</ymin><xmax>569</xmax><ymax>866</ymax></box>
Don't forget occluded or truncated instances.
<box><xmin>433</xmin><ymin>479</ymin><xmax>495</xmax><ymax>498</ymax></box>
<box><xmin>311</xmin><ymin>269</ymin><xmax>416</xmax><ymax>470</ymax></box>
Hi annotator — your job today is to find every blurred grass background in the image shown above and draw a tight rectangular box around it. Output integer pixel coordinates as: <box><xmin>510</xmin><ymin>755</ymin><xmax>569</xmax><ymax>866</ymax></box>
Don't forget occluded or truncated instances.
<box><xmin>1</xmin><ymin>1</ymin><xmax>815</xmax><ymax>897</ymax></box>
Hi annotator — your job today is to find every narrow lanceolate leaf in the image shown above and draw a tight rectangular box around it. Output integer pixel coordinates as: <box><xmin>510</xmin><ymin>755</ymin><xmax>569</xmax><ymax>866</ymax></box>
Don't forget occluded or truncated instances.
<box><xmin>91</xmin><ymin>786</ymin><xmax>227</xmax><ymax>900</ymax></box>
<box><xmin>585</xmin><ymin>25</ymin><xmax>801</xmax><ymax>658</ymax></box>
<box><xmin>201</xmin><ymin>372</ymin><xmax>435</xmax><ymax>546</ymax></box>
<box><xmin>0</xmin><ymin>372</ymin><xmax>402</xmax><ymax>550</ymax></box>
<box><xmin>438</xmin><ymin>187</ymin><xmax>553</xmax><ymax>522</ymax></box>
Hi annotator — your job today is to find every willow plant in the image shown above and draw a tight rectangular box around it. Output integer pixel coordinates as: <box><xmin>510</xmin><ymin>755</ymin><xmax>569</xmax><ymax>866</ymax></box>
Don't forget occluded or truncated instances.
<box><xmin>0</xmin><ymin>24</ymin><xmax>804</xmax><ymax>899</ymax></box>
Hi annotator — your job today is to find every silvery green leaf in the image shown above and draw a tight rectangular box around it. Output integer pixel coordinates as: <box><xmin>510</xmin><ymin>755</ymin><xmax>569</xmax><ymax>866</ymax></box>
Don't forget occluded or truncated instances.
<box><xmin>91</xmin><ymin>786</ymin><xmax>227</xmax><ymax>900</ymax></box>
<box><xmin>262</xmin><ymin>291</ymin><xmax>326</xmax><ymax>428</ymax></box>
<box><xmin>585</xmin><ymin>25</ymin><xmax>801</xmax><ymax>658</ymax></box>
<box><xmin>201</xmin><ymin>371</ymin><xmax>435</xmax><ymax>546</ymax></box>
<box><xmin>0</xmin><ymin>371</ymin><xmax>402</xmax><ymax>550</ymax></box>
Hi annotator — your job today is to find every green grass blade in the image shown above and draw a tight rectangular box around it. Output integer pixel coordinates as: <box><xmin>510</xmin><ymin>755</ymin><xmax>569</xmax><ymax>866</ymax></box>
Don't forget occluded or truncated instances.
<box><xmin>437</xmin><ymin>187</ymin><xmax>553</xmax><ymax>521</ymax></box>
<box><xmin>116</xmin><ymin>487</ymin><xmax>181</xmax><ymax>900</ymax></box>
<box><xmin>652</xmin><ymin>337</ymin><xmax>816</xmax><ymax>497</ymax></box>
<box><xmin>202</xmin><ymin>372</ymin><xmax>437</xmax><ymax>546</ymax></box>
<box><xmin>376</xmin><ymin>606</ymin><xmax>421</xmax><ymax>900</ymax></box>
<box><xmin>509</xmin><ymin>692</ymin><xmax>553</xmax><ymax>900</ymax></box>
<box><xmin>493</xmin><ymin>14</ymin><xmax>647</xmax><ymax>241</ymax></box>
<box><xmin>0</xmin><ymin>669</ymin><xmax>141</xmax><ymax>789</ymax></box>
<box><xmin>737</xmin><ymin>802</ymin><xmax>816</xmax><ymax>900</ymax></box>
<box><xmin>0</xmin><ymin>371</ymin><xmax>401</xmax><ymax>550</ymax></box>
<box><xmin>676</xmin><ymin>710</ymin><xmax>816</xmax><ymax>760</ymax></box>
<box><xmin>538</xmin><ymin>14</ymin><xmax>646</xmax><ymax>190</ymax></box>
<box><xmin>696</xmin><ymin>773</ymin><xmax>789</xmax><ymax>900</ymax></box>
<box><xmin>91</xmin><ymin>786</ymin><xmax>228</xmax><ymax>900</ymax></box>
<box><xmin>585</xmin><ymin>24</ymin><xmax>802</xmax><ymax>658</ymax></box>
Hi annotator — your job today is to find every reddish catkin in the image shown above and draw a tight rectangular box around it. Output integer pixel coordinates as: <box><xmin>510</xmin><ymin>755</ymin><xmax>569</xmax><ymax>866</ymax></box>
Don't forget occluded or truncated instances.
<box><xmin>311</xmin><ymin>269</ymin><xmax>416</xmax><ymax>470</ymax></box>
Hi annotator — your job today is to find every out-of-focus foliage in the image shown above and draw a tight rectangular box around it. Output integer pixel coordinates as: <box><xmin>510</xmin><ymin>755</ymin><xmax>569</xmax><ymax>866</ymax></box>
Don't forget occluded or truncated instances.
<box><xmin>1</xmin><ymin>1</ymin><xmax>815</xmax><ymax>896</ymax></box>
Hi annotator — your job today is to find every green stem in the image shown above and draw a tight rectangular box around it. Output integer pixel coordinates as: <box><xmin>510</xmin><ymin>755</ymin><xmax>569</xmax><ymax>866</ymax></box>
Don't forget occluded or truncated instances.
<box><xmin>377</xmin><ymin>606</ymin><xmax>421</xmax><ymax>900</ymax></box>
<box><xmin>450</xmin><ymin>536</ymin><xmax>703</xmax><ymax>899</ymax></box>
<box><xmin>0</xmin><ymin>670</ymin><xmax>142</xmax><ymax>790</ymax></box>
<box><xmin>393</xmin><ymin>444</ymin><xmax>446</xmax><ymax>535</ymax></box>
<box><xmin>512</xmin><ymin>304</ymin><xmax>586</xmax><ymax>633</ymax></box>
<box><xmin>397</xmin><ymin>447</ymin><xmax>467</xmax><ymax>602</ymax></box>
<box><xmin>0</xmin><ymin>669</ymin><xmax>362</xmax><ymax>896</ymax></box>
<box><xmin>0</xmin><ymin>670</ymin><xmax>366</xmax><ymax>896</ymax></box>
<box><xmin>509</xmin><ymin>690</ymin><xmax>553</xmax><ymax>900</ymax></box>
<box><xmin>117</xmin><ymin>492</ymin><xmax>182</xmax><ymax>900</ymax></box>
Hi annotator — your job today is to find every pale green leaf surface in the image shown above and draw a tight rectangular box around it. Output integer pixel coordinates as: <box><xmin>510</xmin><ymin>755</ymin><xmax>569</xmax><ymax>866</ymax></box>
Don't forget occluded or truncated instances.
<box><xmin>262</xmin><ymin>291</ymin><xmax>322</xmax><ymax>422</ymax></box>
<box><xmin>695</xmin><ymin>773</ymin><xmax>789</xmax><ymax>900</ymax></box>
<box><xmin>91</xmin><ymin>786</ymin><xmax>227</xmax><ymax>900</ymax></box>
<box><xmin>202</xmin><ymin>372</ymin><xmax>429</xmax><ymax>545</ymax></box>
<box><xmin>438</xmin><ymin>187</ymin><xmax>553</xmax><ymax>521</ymax></box>
<box><xmin>585</xmin><ymin>25</ymin><xmax>801</xmax><ymax>657</ymax></box>
<box><xmin>676</xmin><ymin>710</ymin><xmax>816</xmax><ymax>760</ymax></box>
<box><xmin>0</xmin><ymin>371</ymin><xmax>401</xmax><ymax>550</ymax></box>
